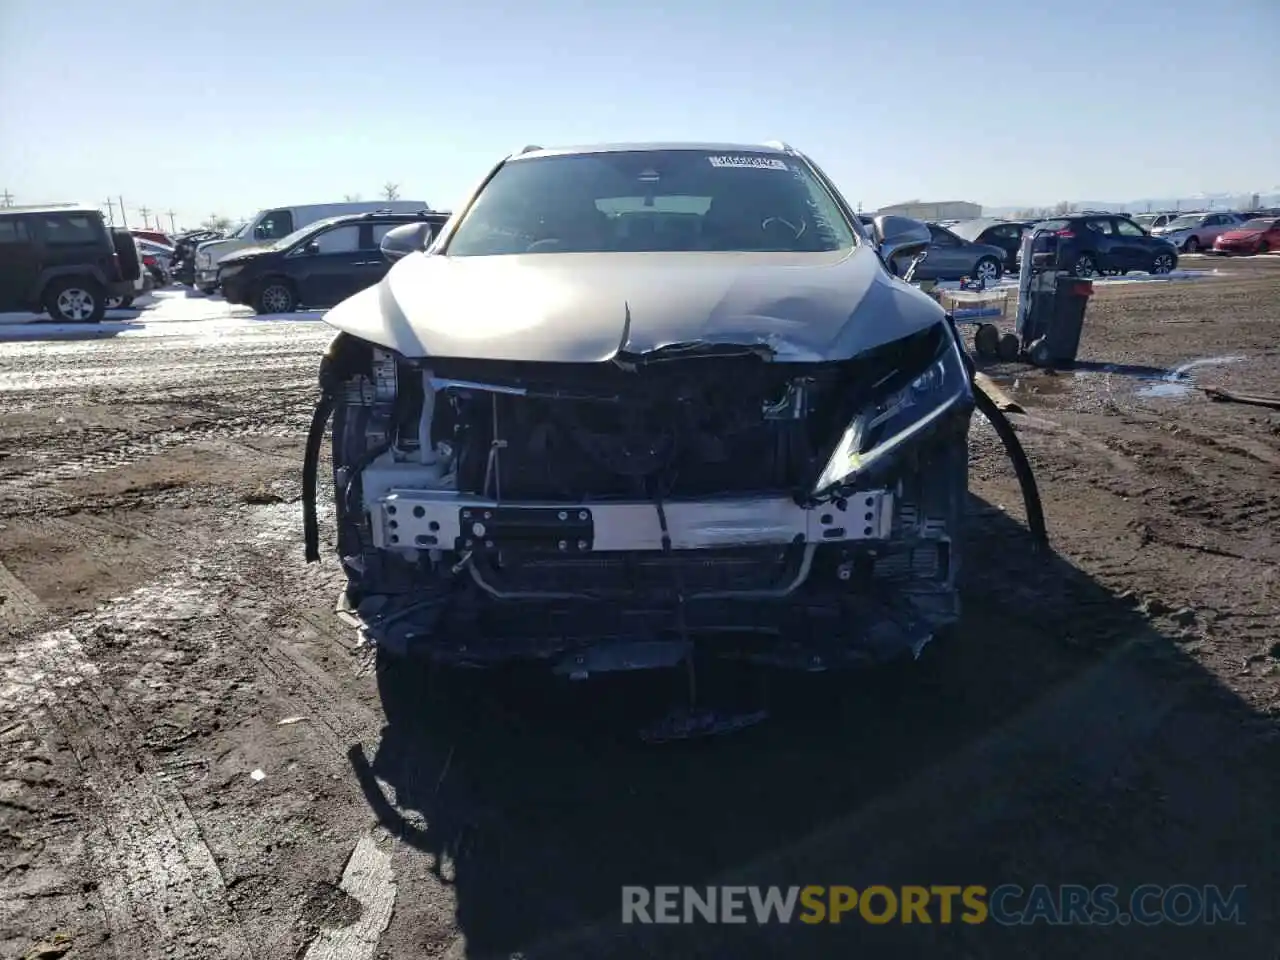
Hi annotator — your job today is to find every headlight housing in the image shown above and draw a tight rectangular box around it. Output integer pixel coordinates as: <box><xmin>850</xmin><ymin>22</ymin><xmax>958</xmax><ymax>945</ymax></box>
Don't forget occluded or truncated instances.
<box><xmin>812</xmin><ymin>329</ymin><xmax>971</xmax><ymax>498</ymax></box>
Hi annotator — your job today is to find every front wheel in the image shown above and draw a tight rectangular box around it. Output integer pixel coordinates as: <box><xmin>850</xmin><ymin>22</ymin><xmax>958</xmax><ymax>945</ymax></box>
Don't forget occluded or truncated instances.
<box><xmin>254</xmin><ymin>279</ymin><xmax>296</xmax><ymax>315</ymax></box>
<box><xmin>1258</xmin><ymin>240</ymin><xmax>1270</xmax><ymax>254</ymax></box>
<box><xmin>974</xmin><ymin>257</ymin><xmax>1001</xmax><ymax>285</ymax></box>
<box><xmin>1184</xmin><ymin>236</ymin><xmax>1200</xmax><ymax>253</ymax></box>
<box><xmin>104</xmin><ymin>295</ymin><xmax>134</xmax><ymax>310</ymax></box>
<box><xmin>45</xmin><ymin>278</ymin><xmax>106</xmax><ymax>323</ymax></box>
<box><xmin>1071</xmin><ymin>253</ymin><xmax>1098</xmax><ymax>278</ymax></box>
<box><xmin>1150</xmin><ymin>252</ymin><xmax>1177</xmax><ymax>274</ymax></box>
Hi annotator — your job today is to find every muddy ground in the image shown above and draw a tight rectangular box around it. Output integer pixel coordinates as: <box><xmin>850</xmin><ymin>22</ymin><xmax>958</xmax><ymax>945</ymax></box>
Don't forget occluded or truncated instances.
<box><xmin>1</xmin><ymin>259</ymin><xmax>1276</xmax><ymax>960</ymax></box>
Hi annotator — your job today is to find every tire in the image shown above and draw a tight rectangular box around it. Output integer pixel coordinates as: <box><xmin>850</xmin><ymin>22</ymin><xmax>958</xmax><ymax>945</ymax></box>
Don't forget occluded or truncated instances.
<box><xmin>1259</xmin><ymin>240</ymin><xmax>1270</xmax><ymax>254</ymax></box>
<box><xmin>974</xmin><ymin>257</ymin><xmax>1001</xmax><ymax>285</ymax></box>
<box><xmin>1071</xmin><ymin>253</ymin><xmax>1098</xmax><ymax>278</ymax></box>
<box><xmin>997</xmin><ymin>333</ymin><xmax>1020</xmax><ymax>361</ymax></box>
<box><xmin>1150</xmin><ymin>251</ymin><xmax>1177</xmax><ymax>275</ymax></box>
<box><xmin>104</xmin><ymin>295</ymin><xmax>134</xmax><ymax>310</ymax></box>
<box><xmin>111</xmin><ymin>230</ymin><xmax>142</xmax><ymax>282</ymax></box>
<box><xmin>254</xmin><ymin>279</ymin><xmax>296</xmax><ymax>315</ymax></box>
<box><xmin>973</xmin><ymin>323</ymin><xmax>1000</xmax><ymax>358</ymax></box>
<box><xmin>45</xmin><ymin>277</ymin><xmax>106</xmax><ymax>323</ymax></box>
<box><xmin>1184</xmin><ymin>236</ymin><xmax>1199</xmax><ymax>253</ymax></box>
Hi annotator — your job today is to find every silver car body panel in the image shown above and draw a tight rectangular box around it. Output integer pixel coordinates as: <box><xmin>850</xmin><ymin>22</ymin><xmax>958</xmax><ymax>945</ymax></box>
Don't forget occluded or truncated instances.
<box><xmin>324</xmin><ymin>246</ymin><xmax>947</xmax><ymax>364</ymax></box>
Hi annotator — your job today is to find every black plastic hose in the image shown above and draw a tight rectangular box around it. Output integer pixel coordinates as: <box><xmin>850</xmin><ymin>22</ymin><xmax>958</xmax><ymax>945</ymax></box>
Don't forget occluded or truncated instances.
<box><xmin>947</xmin><ymin>317</ymin><xmax>1049</xmax><ymax>552</ymax></box>
<box><xmin>303</xmin><ymin>394</ymin><xmax>334</xmax><ymax>563</ymax></box>
<box><xmin>972</xmin><ymin>385</ymin><xmax>1048</xmax><ymax>552</ymax></box>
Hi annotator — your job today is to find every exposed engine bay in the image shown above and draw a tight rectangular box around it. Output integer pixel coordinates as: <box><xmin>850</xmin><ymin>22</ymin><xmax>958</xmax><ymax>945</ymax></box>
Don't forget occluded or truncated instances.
<box><xmin>309</xmin><ymin>321</ymin><xmax>975</xmax><ymax>673</ymax></box>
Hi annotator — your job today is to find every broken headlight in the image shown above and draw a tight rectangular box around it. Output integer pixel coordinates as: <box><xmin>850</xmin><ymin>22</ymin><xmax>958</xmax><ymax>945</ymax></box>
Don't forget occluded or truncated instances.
<box><xmin>813</xmin><ymin>330</ymin><xmax>970</xmax><ymax>497</ymax></box>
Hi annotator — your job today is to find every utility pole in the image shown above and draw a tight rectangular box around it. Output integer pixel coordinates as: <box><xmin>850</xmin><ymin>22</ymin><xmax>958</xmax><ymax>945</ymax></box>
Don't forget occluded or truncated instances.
<box><xmin>139</xmin><ymin>206</ymin><xmax>152</xmax><ymax>229</ymax></box>
<box><xmin>166</xmin><ymin>210</ymin><xmax>177</xmax><ymax>234</ymax></box>
<box><xmin>0</xmin><ymin>189</ymin><xmax>13</xmax><ymax>207</ymax></box>
<box><xmin>103</xmin><ymin>198</ymin><xmax>116</xmax><ymax>225</ymax></box>
<box><xmin>118</xmin><ymin>196</ymin><xmax>129</xmax><ymax>228</ymax></box>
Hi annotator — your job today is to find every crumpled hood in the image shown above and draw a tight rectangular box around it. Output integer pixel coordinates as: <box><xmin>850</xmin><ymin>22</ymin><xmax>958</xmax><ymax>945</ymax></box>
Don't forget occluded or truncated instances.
<box><xmin>323</xmin><ymin>247</ymin><xmax>946</xmax><ymax>363</ymax></box>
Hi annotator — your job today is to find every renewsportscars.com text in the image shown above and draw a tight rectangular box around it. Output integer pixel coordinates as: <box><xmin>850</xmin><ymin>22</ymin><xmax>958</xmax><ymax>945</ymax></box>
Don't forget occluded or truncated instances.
<box><xmin>622</xmin><ymin>884</ymin><xmax>1246</xmax><ymax>926</ymax></box>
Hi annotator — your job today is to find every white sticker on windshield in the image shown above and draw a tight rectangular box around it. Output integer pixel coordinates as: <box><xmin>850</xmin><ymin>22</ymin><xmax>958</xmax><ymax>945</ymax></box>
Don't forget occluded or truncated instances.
<box><xmin>707</xmin><ymin>155</ymin><xmax>790</xmax><ymax>170</ymax></box>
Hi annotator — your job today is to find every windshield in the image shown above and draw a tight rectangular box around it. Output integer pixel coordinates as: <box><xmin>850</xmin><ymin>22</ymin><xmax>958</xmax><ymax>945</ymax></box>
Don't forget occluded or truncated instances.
<box><xmin>1167</xmin><ymin>215</ymin><xmax>1203</xmax><ymax>230</ymax></box>
<box><xmin>1132</xmin><ymin>215</ymin><xmax>1157</xmax><ymax>226</ymax></box>
<box><xmin>445</xmin><ymin>149</ymin><xmax>858</xmax><ymax>256</ymax></box>
<box><xmin>268</xmin><ymin>215</ymin><xmax>346</xmax><ymax>251</ymax></box>
<box><xmin>1240</xmin><ymin>218</ymin><xmax>1276</xmax><ymax>231</ymax></box>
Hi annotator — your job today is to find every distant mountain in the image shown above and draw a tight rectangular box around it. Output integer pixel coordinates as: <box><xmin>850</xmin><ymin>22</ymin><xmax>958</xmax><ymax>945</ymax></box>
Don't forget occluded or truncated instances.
<box><xmin>984</xmin><ymin>191</ymin><xmax>1279</xmax><ymax>217</ymax></box>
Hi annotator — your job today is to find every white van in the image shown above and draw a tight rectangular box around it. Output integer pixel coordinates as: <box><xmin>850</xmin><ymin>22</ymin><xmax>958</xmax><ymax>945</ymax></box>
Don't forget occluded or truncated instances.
<box><xmin>193</xmin><ymin>200</ymin><xmax>427</xmax><ymax>292</ymax></box>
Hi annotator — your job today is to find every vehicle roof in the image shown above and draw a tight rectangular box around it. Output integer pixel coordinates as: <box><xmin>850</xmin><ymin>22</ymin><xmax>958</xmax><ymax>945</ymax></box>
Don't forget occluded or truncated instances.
<box><xmin>321</xmin><ymin>209</ymin><xmax>449</xmax><ymax>225</ymax></box>
<box><xmin>511</xmin><ymin>142</ymin><xmax>798</xmax><ymax>161</ymax></box>
<box><xmin>949</xmin><ymin>217</ymin><xmax>1025</xmax><ymax>237</ymax></box>
<box><xmin>0</xmin><ymin>204</ymin><xmax>104</xmax><ymax>216</ymax></box>
<box><xmin>289</xmin><ymin>209</ymin><xmax>451</xmax><ymax>236</ymax></box>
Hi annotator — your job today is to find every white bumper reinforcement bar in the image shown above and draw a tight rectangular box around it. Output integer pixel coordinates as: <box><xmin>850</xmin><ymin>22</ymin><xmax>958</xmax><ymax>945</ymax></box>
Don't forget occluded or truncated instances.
<box><xmin>372</xmin><ymin>489</ymin><xmax>895</xmax><ymax>553</ymax></box>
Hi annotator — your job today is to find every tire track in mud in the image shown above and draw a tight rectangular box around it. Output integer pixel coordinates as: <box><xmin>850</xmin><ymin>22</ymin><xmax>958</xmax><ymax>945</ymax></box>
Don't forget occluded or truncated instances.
<box><xmin>0</xmin><ymin>349</ymin><xmax>322</xmax><ymax>396</ymax></box>
<box><xmin>0</xmin><ymin>503</ymin><xmax>393</xmax><ymax>958</ymax></box>
<box><xmin>1</xmin><ymin>572</ymin><xmax>257</xmax><ymax>960</ymax></box>
<box><xmin>0</xmin><ymin>415</ymin><xmax>311</xmax><ymax>500</ymax></box>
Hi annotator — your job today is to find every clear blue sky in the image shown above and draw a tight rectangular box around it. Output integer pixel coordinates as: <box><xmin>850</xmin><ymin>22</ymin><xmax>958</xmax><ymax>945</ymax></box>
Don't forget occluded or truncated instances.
<box><xmin>2</xmin><ymin>0</ymin><xmax>1277</xmax><ymax>230</ymax></box>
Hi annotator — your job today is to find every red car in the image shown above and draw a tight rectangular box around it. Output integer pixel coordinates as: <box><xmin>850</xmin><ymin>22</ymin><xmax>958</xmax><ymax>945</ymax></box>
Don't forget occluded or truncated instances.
<box><xmin>1212</xmin><ymin>217</ymin><xmax>1280</xmax><ymax>255</ymax></box>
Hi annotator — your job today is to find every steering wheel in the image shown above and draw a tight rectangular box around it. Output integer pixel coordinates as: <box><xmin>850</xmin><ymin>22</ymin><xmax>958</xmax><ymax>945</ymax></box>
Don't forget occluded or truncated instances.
<box><xmin>761</xmin><ymin>216</ymin><xmax>805</xmax><ymax>240</ymax></box>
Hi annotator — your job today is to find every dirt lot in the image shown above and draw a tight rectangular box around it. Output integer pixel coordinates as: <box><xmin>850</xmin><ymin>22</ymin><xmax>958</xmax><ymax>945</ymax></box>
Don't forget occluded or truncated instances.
<box><xmin>1</xmin><ymin>260</ymin><xmax>1277</xmax><ymax>960</ymax></box>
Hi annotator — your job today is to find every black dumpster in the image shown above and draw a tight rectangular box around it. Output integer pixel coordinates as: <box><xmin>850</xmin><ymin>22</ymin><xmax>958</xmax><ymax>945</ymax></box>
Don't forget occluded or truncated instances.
<box><xmin>1016</xmin><ymin>228</ymin><xmax>1096</xmax><ymax>367</ymax></box>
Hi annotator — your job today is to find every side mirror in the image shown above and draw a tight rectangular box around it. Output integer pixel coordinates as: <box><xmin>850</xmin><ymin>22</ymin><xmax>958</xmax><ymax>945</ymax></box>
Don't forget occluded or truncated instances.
<box><xmin>874</xmin><ymin>215</ymin><xmax>932</xmax><ymax>265</ymax></box>
<box><xmin>381</xmin><ymin>222</ymin><xmax>435</xmax><ymax>263</ymax></box>
<box><xmin>302</xmin><ymin>240</ymin><xmax>320</xmax><ymax>255</ymax></box>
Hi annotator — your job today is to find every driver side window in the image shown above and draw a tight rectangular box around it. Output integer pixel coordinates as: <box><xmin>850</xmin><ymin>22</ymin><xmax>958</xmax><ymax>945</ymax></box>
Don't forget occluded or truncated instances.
<box><xmin>253</xmin><ymin>209</ymin><xmax>295</xmax><ymax>241</ymax></box>
<box><xmin>928</xmin><ymin>225</ymin><xmax>960</xmax><ymax>247</ymax></box>
<box><xmin>310</xmin><ymin>225</ymin><xmax>361</xmax><ymax>254</ymax></box>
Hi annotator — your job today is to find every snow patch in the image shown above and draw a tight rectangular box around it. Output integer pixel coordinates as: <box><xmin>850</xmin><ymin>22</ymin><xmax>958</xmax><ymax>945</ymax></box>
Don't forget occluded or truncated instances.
<box><xmin>0</xmin><ymin>287</ymin><xmax>325</xmax><ymax>342</ymax></box>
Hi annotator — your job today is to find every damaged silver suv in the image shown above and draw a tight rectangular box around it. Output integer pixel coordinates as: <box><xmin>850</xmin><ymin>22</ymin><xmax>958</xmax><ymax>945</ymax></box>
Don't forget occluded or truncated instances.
<box><xmin>305</xmin><ymin>142</ymin><xmax>973</xmax><ymax>676</ymax></box>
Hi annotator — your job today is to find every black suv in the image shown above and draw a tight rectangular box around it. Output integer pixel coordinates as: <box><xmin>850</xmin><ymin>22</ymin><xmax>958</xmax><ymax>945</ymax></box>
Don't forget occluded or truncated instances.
<box><xmin>218</xmin><ymin>210</ymin><xmax>451</xmax><ymax>315</ymax></box>
<box><xmin>1019</xmin><ymin>215</ymin><xmax>1179</xmax><ymax>278</ymax></box>
<box><xmin>0</xmin><ymin>206</ymin><xmax>138</xmax><ymax>322</ymax></box>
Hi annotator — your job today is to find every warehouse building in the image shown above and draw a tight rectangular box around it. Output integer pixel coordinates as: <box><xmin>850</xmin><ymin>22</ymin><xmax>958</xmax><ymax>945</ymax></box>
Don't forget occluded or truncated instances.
<box><xmin>877</xmin><ymin>199</ymin><xmax>982</xmax><ymax>221</ymax></box>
